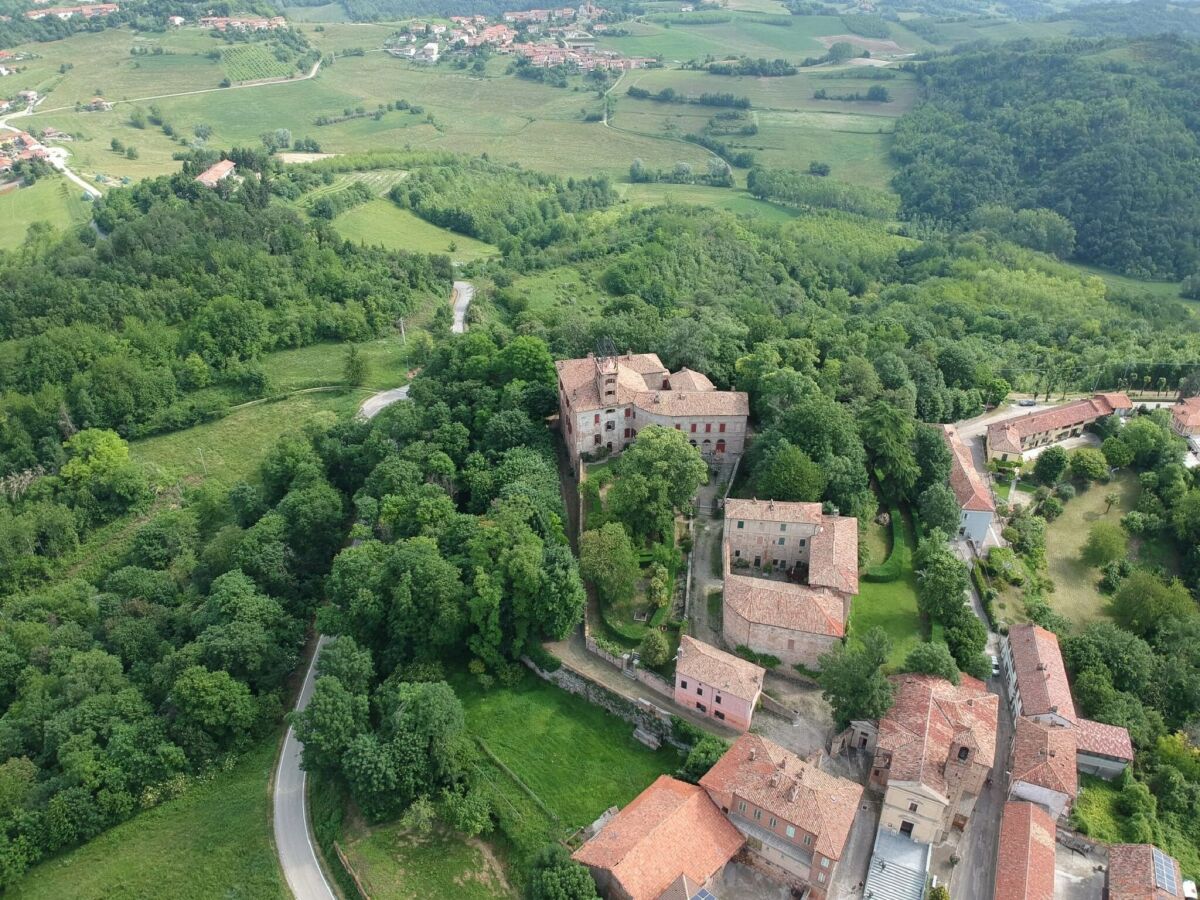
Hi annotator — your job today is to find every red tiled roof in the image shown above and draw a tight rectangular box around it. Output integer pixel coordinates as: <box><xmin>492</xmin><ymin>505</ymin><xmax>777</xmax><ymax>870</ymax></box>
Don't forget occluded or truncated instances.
<box><xmin>1075</xmin><ymin>717</ymin><xmax>1133</xmax><ymax>763</ymax></box>
<box><xmin>995</xmin><ymin>801</ymin><xmax>1056</xmax><ymax>900</ymax></box>
<box><xmin>724</xmin><ymin>499</ymin><xmax>823</xmax><ymax>525</ymax></box>
<box><xmin>572</xmin><ymin>775</ymin><xmax>743</xmax><ymax>900</ymax></box>
<box><xmin>195</xmin><ymin>159</ymin><xmax>235</xmax><ymax>187</ymax></box>
<box><xmin>1010</xmin><ymin>717</ymin><xmax>1077</xmax><ymax>798</ymax></box>
<box><xmin>1108</xmin><ymin>844</ymin><xmax>1184</xmax><ymax>900</ymax></box>
<box><xmin>676</xmin><ymin>635</ymin><xmax>764</xmax><ymax>701</ymax></box>
<box><xmin>877</xmin><ymin>674</ymin><xmax>998</xmax><ymax>797</ymax></box>
<box><xmin>1172</xmin><ymin>397</ymin><xmax>1200</xmax><ymax>435</ymax></box>
<box><xmin>808</xmin><ymin>515</ymin><xmax>859</xmax><ymax>595</ymax></box>
<box><xmin>700</xmin><ymin>734</ymin><xmax>863</xmax><ymax>861</ymax></box>
<box><xmin>556</xmin><ymin>352</ymin><xmax>748</xmax><ymax>418</ymax></box>
<box><xmin>723</xmin><ymin>575</ymin><xmax>846</xmax><ymax>638</ymax></box>
<box><xmin>941</xmin><ymin>424</ymin><xmax>994</xmax><ymax>513</ymax></box>
<box><xmin>1007</xmin><ymin>624</ymin><xmax>1077</xmax><ymax>724</ymax></box>
<box><xmin>987</xmin><ymin>394</ymin><xmax>1131</xmax><ymax>450</ymax></box>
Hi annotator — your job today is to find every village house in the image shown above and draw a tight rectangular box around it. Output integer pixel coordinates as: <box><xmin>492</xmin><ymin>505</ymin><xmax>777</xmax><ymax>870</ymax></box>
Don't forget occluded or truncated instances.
<box><xmin>199</xmin><ymin>15</ymin><xmax>286</xmax><ymax>31</ymax></box>
<box><xmin>849</xmin><ymin>673</ymin><xmax>998</xmax><ymax>844</ymax></box>
<box><xmin>1172</xmin><ymin>396</ymin><xmax>1200</xmax><ymax>438</ymax></box>
<box><xmin>673</xmin><ymin>635</ymin><xmax>764</xmax><ymax>732</ymax></box>
<box><xmin>940</xmin><ymin>424</ymin><xmax>994</xmax><ymax>545</ymax></box>
<box><xmin>985</xmin><ymin>392</ymin><xmax>1132</xmax><ymax>461</ymax></box>
<box><xmin>1002</xmin><ymin>623</ymin><xmax>1134</xmax><ymax>779</ymax></box>
<box><xmin>1106</xmin><ymin>844</ymin><xmax>1185</xmax><ymax>900</ymax></box>
<box><xmin>88</xmin><ymin>96</ymin><xmax>113</xmax><ymax>111</ymax></box>
<box><xmin>555</xmin><ymin>350</ymin><xmax>748</xmax><ymax>472</ymax></box>
<box><xmin>417</xmin><ymin>41</ymin><xmax>440</xmax><ymax>62</ymax></box>
<box><xmin>721</xmin><ymin>498</ymin><xmax>858</xmax><ymax>671</ymax></box>
<box><xmin>994</xmin><ymin>801</ymin><xmax>1056</xmax><ymax>900</ymax></box>
<box><xmin>1007</xmin><ymin>716</ymin><xmax>1076</xmax><ymax>821</ymax></box>
<box><xmin>25</xmin><ymin>3</ymin><xmax>118</xmax><ymax>19</ymax></box>
<box><xmin>17</xmin><ymin>89</ymin><xmax>38</xmax><ymax>103</ymax></box>
<box><xmin>699</xmin><ymin>734</ymin><xmax>862</xmax><ymax>898</ymax></box>
<box><xmin>573</xmin><ymin>774</ymin><xmax>744</xmax><ymax>900</ymax></box>
<box><xmin>167</xmin><ymin>14</ymin><xmax>184</xmax><ymax>25</ymax></box>
<box><xmin>194</xmin><ymin>159</ymin><xmax>236</xmax><ymax>188</ymax></box>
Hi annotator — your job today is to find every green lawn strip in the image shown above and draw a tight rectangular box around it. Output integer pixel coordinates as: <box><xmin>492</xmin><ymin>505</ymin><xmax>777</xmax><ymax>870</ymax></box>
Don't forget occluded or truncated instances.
<box><xmin>0</xmin><ymin>177</ymin><xmax>93</xmax><ymax>250</ymax></box>
<box><xmin>10</xmin><ymin>741</ymin><xmax>284</xmax><ymax>900</ymax></box>
<box><xmin>851</xmin><ymin>509</ymin><xmax>921</xmax><ymax>670</ymax></box>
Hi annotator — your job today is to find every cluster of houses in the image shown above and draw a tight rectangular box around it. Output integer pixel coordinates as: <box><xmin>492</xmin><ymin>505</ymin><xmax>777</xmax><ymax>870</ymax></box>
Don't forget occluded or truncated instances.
<box><xmin>24</xmin><ymin>2</ymin><xmax>117</xmax><ymax>20</ymax></box>
<box><xmin>0</xmin><ymin>130</ymin><xmax>48</xmax><ymax>178</ymax></box>
<box><xmin>198</xmin><ymin>15</ymin><xmax>287</xmax><ymax>31</ymax></box>
<box><xmin>985</xmin><ymin>392</ymin><xmax>1133</xmax><ymax>461</ymax></box>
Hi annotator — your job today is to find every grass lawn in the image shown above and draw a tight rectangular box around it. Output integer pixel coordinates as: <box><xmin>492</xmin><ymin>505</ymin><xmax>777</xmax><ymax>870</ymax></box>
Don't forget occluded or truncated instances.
<box><xmin>0</xmin><ymin>178</ymin><xmax>93</xmax><ymax>250</ymax></box>
<box><xmin>617</xmin><ymin>182</ymin><xmax>801</xmax><ymax>222</ymax></box>
<box><xmin>10</xmin><ymin>740</ymin><xmax>284</xmax><ymax>900</ymax></box>
<box><xmin>334</xmin><ymin>200</ymin><xmax>499</xmax><ymax>263</ymax></box>
<box><xmin>850</xmin><ymin>511</ymin><xmax>921</xmax><ymax>670</ymax></box>
<box><xmin>451</xmin><ymin>669</ymin><xmax>680</xmax><ymax>831</ymax></box>
<box><xmin>863</xmin><ymin>517</ymin><xmax>891</xmax><ymax>567</ymax></box>
<box><xmin>131</xmin><ymin>389</ymin><xmax>363</xmax><ymax>487</ymax></box>
<box><xmin>1043</xmin><ymin>473</ymin><xmax>1140</xmax><ymax>628</ymax></box>
<box><xmin>257</xmin><ymin>338</ymin><xmax>415</xmax><ymax>393</ymax></box>
<box><xmin>341</xmin><ymin>825</ymin><xmax>517</xmax><ymax>900</ymax></box>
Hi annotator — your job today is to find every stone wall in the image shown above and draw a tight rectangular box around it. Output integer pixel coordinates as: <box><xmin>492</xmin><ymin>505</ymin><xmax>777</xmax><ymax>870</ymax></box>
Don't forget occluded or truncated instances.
<box><xmin>759</xmin><ymin>692</ymin><xmax>799</xmax><ymax>721</ymax></box>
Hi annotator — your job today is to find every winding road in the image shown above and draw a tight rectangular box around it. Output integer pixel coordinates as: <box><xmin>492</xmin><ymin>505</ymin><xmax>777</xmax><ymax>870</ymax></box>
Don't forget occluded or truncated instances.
<box><xmin>276</xmin><ymin>281</ymin><xmax>471</xmax><ymax>899</ymax></box>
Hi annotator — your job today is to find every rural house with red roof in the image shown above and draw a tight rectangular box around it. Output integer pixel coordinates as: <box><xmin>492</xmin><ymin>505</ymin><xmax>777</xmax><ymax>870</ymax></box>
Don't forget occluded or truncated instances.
<box><xmin>572</xmin><ymin>775</ymin><xmax>744</xmax><ymax>900</ymax></box>
<box><xmin>555</xmin><ymin>350</ymin><xmax>748</xmax><ymax>473</ymax></box>
<box><xmin>985</xmin><ymin>392</ymin><xmax>1132</xmax><ymax>461</ymax></box>
<box><xmin>673</xmin><ymin>635</ymin><xmax>764</xmax><ymax>732</ymax></box>
<box><xmin>940</xmin><ymin>424</ymin><xmax>994</xmax><ymax>545</ymax></box>
<box><xmin>721</xmin><ymin>498</ymin><xmax>859</xmax><ymax>671</ymax></box>
<box><xmin>848</xmin><ymin>673</ymin><xmax>998</xmax><ymax>844</ymax></box>
<box><xmin>1172</xmin><ymin>396</ymin><xmax>1200</xmax><ymax>439</ymax></box>
<box><xmin>1007</xmin><ymin>716</ymin><xmax>1077</xmax><ymax>821</ymax></box>
<box><xmin>1106</xmin><ymin>844</ymin><xmax>1185</xmax><ymax>900</ymax></box>
<box><xmin>994</xmin><ymin>801</ymin><xmax>1056</xmax><ymax>900</ymax></box>
<box><xmin>699</xmin><ymin>734</ymin><xmax>863</xmax><ymax>898</ymax></box>
<box><xmin>195</xmin><ymin>159</ymin><xmax>236</xmax><ymax>188</ymax></box>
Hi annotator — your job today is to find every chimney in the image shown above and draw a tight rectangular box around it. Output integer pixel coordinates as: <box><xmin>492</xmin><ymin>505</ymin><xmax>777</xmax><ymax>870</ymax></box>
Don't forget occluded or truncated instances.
<box><xmin>787</xmin><ymin>783</ymin><xmax>800</xmax><ymax>802</ymax></box>
<box><xmin>748</xmin><ymin>748</ymin><xmax>756</xmax><ymax>761</ymax></box>
<box><xmin>770</xmin><ymin>772</ymin><xmax>780</xmax><ymax>788</ymax></box>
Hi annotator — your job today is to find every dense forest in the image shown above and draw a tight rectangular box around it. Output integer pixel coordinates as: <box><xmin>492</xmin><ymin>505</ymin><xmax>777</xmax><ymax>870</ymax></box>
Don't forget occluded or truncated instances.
<box><xmin>1053</xmin><ymin>0</ymin><xmax>1200</xmax><ymax>38</ymax></box>
<box><xmin>892</xmin><ymin>37</ymin><xmax>1200</xmax><ymax>278</ymax></box>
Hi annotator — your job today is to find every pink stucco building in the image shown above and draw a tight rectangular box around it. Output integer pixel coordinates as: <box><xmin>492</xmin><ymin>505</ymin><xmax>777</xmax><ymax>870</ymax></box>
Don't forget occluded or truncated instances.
<box><xmin>673</xmin><ymin>635</ymin><xmax>764</xmax><ymax>732</ymax></box>
<box><xmin>554</xmin><ymin>351</ymin><xmax>749</xmax><ymax>473</ymax></box>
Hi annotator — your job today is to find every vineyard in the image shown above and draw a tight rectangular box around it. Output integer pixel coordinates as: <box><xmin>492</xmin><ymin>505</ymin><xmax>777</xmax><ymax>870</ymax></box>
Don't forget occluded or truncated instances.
<box><xmin>221</xmin><ymin>44</ymin><xmax>297</xmax><ymax>83</ymax></box>
<box><xmin>302</xmin><ymin>169</ymin><xmax>410</xmax><ymax>207</ymax></box>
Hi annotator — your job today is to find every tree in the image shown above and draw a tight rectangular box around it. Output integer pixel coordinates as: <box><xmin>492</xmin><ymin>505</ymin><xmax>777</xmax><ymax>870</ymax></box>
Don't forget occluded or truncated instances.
<box><xmin>914</xmin><ymin>536</ymin><xmax>969</xmax><ymax>623</ymax></box>
<box><xmin>818</xmin><ymin>626</ymin><xmax>894</xmax><ymax>729</ymax></box>
<box><xmin>676</xmin><ymin>735</ymin><xmax>728</xmax><ymax>783</ymax></box>
<box><xmin>639</xmin><ymin>630</ymin><xmax>669</xmax><ymax>668</ymax></box>
<box><xmin>1033</xmin><ymin>445</ymin><xmax>1069</xmax><ymax>485</ymax></box>
<box><xmin>918</xmin><ymin>483</ymin><xmax>960</xmax><ymax>535</ymax></box>
<box><xmin>913</xmin><ymin>424</ymin><xmax>952</xmax><ymax>495</ymax></box>
<box><xmin>1102</xmin><ymin>436</ymin><xmax>1134</xmax><ymax>470</ymax></box>
<box><xmin>169</xmin><ymin>666</ymin><xmax>260</xmax><ymax>761</ymax></box>
<box><xmin>579</xmin><ymin>523</ymin><xmax>638</xmax><ymax>606</ymax></box>
<box><xmin>291</xmin><ymin>676</ymin><xmax>369</xmax><ymax>775</ymax></box>
<box><xmin>1111</xmin><ymin>571</ymin><xmax>1197</xmax><ymax>639</ymax></box>
<box><xmin>1082</xmin><ymin>521</ymin><xmax>1126</xmax><ymax>567</ymax></box>
<box><xmin>750</xmin><ymin>440</ymin><xmax>825</xmax><ymax>502</ymax></box>
<box><xmin>1069</xmin><ymin>448</ymin><xmax>1109</xmax><ymax>483</ymax></box>
<box><xmin>903</xmin><ymin>642</ymin><xmax>959</xmax><ymax>684</ymax></box>
<box><xmin>614</xmin><ymin>426</ymin><xmax>708</xmax><ymax>512</ymax></box>
<box><xmin>527</xmin><ymin>844</ymin><xmax>599</xmax><ymax>900</ymax></box>
<box><xmin>859</xmin><ymin>400</ymin><xmax>919</xmax><ymax>502</ymax></box>
<box><xmin>344</xmin><ymin>345</ymin><xmax>369</xmax><ymax>387</ymax></box>
<box><xmin>1104</xmin><ymin>491</ymin><xmax>1120</xmax><ymax>514</ymax></box>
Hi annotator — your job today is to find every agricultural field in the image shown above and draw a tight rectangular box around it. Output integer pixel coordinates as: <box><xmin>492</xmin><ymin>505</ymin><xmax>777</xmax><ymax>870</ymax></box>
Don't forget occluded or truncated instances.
<box><xmin>10</xmin><ymin>741</ymin><xmax>285</xmax><ymax>900</ymax></box>
<box><xmin>221</xmin><ymin>44</ymin><xmax>298</xmax><ymax>83</ymax></box>
<box><xmin>334</xmin><ymin>200</ymin><xmax>500</xmax><ymax>262</ymax></box>
<box><xmin>0</xmin><ymin>177</ymin><xmax>92</xmax><ymax>250</ymax></box>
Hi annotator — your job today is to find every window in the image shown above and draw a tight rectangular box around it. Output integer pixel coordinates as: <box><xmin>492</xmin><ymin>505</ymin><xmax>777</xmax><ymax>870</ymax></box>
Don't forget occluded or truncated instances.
<box><xmin>719</xmin><ymin>423</ymin><xmax>726</xmax><ymax>433</ymax></box>
<box><xmin>690</xmin><ymin>423</ymin><xmax>697</xmax><ymax>433</ymax></box>
<box><xmin>624</xmin><ymin>408</ymin><xmax>631</xmax><ymax>418</ymax></box>
<box><xmin>753</xmin><ymin>809</ymin><xmax>762</xmax><ymax>821</ymax></box>
<box><xmin>675</xmin><ymin>424</ymin><xmax>681</xmax><ymax>430</ymax></box>
<box><xmin>594</xmin><ymin>435</ymin><xmax>601</xmax><ymax>446</ymax></box>
<box><xmin>605</xmin><ymin>420</ymin><xmax>615</xmax><ymax>431</ymax></box>
<box><xmin>696</xmin><ymin>703</ymin><xmax>706</xmax><ymax>713</ymax></box>
<box><xmin>662</xmin><ymin>378</ymin><xmax>670</xmax><ymax>390</ymax></box>
<box><xmin>623</xmin><ymin>428</ymin><xmax>630</xmax><ymax>438</ymax></box>
<box><xmin>908</xmin><ymin>802</ymin><xmax>918</xmax><ymax>813</ymax></box>
<box><xmin>957</xmin><ymin>746</ymin><xmax>970</xmax><ymax>761</ymax></box>
<box><xmin>705</xmin><ymin>423</ymin><xmax>711</xmax><ymax>433</ymax></box>
<box><xmin>696</xmin><ymin>687</ymin><xmax>703</xmax><ymax>695</ymax></box>
<box><xmin>780</xmin><ymin>523</ymin><xmax>787</xmax><ymax>532</ymax></box>
<box><xmin>594</xmin><ymin>414</ymin><xmax>600</xmax><ymax>424</ymax></box>
<box><xmin>714</xmin><ymin>710</ymin><xmax>725</xmax><ymax>720</ymax></box>
<box><xmin>787</xmin><ymin>639</ymin><xmax>795</xmax><ymax>650</ymax></box>
<box><xmin>680</xmin><ymin>680</ymin><xmax>688</xmax><ymax>690</ymax></box>
<box><xmin>818</xmin><ymin>872</ymin><xmax>826</xmax><ymax>884</ymax></box>
<box><xmin>799</xmin><ymin>539</ymin><xmax>806</xmax><ymax>548</ymax></box>
<box><xmin>768</xmin><ymin>817</ymin><xmax>777</xmax><ymax>829</ymax></box>
<box><xmin>820</xmin><ymin>858</ymin><xmax>830</xmax><ymax>869</ymax></box>
<box><xmin>734</xmin><ymin>550</ymin><xmax>741</xmax><ymax>558</ymax></box>
<box><xmin>737</xmin><ymin>521</ymin><xmax>744</xmax><ymax>529</ymax></box>
<box><xmin>778</xmin><ymin>537</ymin><xmax>785</xmax><ymax>546</ymax></box>
<box><xmin>738</xmin><ymin>801</ymin><xmax>747</xmax><ymax>813</ymax></box>
<box><xmin>715</xmin><ymin>695</ymin><xmax>722</xmax><ymax>704</ymax></box>
<box><xmin>804</xmin><ymin>835</ymin><xmax>812</xmax><ymax>846</ymax></box>
<box><xmin>785</xmin><ymin>825</ymin><xmax>795</xmax><ymax>839</ymax></box>
<box><xmin>716</xmin><ymin>439</ymin><xmax>725</xmax><ymax>454</ymax></box>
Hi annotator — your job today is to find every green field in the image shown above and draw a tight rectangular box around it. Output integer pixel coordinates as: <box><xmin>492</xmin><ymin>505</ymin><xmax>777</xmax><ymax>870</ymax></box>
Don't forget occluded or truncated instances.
<box><xmin>618</xmin><ymin>182</ymin><xmax>801</xmax><ymax>221</ymax></box>
<box><xmin>342</xmin><ymin>826</ymin><xmax>517</xmax><ymax>900</ymax></box>
<box><xmin>0</xmin><ymin>178</ymin><xmax>93</xmax><ymax>250</ymax></box>
<box><xmin>222</xmin><ymin>44</ymin><xmax>298</xmax><ymax>83</ymax></box>
<box><xmin>10</xmin><ymin>741</ymin><xmax>285</xmax><ymax>900</ymax></box>
<box><xmin>335</xmin><ymin>200</ymin><xmax>500</xmax><ymax>262</ymax></box>
<box><xmin>258</xmin><ymin>338</ymin><xmax>415</xmax><ymax>392</ymax></box>
<box><xmin>598</xmin><ymin>14</ymin><xmax>864</xmax><ymax>61</ymax></box>
<box><xmin>850</xmin><ymin>511</ymin><xmax>922</xmax><ymax>670</ymax></box>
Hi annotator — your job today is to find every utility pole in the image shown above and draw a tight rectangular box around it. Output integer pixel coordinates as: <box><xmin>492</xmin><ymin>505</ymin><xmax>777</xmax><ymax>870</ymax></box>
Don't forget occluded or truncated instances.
<box><xmin>398</xmin><ymin>317</ymin><xmax>406</xmax><ymax>344</ymax></box>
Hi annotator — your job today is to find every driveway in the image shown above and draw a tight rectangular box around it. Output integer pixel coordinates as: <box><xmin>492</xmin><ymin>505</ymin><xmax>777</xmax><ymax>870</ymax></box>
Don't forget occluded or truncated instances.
<box><xmin>828</xmin><ymin>793</ymin><xmax>883</xmax><ymax>900</ymax></box>
<box><xmin>451</xmin><ymin>280</ymin><xmax>473</xmax><ymax>334</ymax></box>
<box><xmin>1055</xmin><ymin>840</ymin><xmax>1107</xmax><ymax>900</ymax></box>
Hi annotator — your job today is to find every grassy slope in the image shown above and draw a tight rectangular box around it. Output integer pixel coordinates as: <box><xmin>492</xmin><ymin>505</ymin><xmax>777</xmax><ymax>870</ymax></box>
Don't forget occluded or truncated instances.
<box><xmin>0</xmin><ymin>178</ymin><xmax>92</xmax><ymax>250</ymax></box>
<box><xmin>1074</xmin><ymin>774</ymin><xmax>1200</xmax><ymax>879</ymax></box>
<box><xmin>10</xmin><ymin>741</ymin><xmax>285</xmax><ymax>900</ymax></box>
<box><xmin>342</xmin><ymin>826</ymin><xmax>518</xmax><ymax>900</ymax></box>
<box><xmin>334</xmin><ymin>200</ymin><xmax>499</xmax><ymax>263</ymax></box>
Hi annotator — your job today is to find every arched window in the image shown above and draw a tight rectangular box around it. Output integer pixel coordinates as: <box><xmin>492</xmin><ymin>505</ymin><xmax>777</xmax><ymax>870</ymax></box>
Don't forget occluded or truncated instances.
<box><xmin>716</xmin><ymin>439</ymin><xmax>726</xmax><ymax>454</ymax></box>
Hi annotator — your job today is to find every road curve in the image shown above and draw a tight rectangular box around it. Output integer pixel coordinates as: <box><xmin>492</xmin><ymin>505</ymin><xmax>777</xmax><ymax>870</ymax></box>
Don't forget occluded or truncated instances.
<box><xmin>274</xmin><ymin>635</ymin><xmax>336</xmax><ymax>900</ymax></box>
<box><xmin>451</xmin><ymin>280</ymin><xmax>473</xmax><ymax>334</ymax></box>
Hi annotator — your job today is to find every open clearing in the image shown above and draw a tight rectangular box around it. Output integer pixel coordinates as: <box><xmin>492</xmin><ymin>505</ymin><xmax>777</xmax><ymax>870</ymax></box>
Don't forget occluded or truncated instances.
<box><xmin>0</xmin><ymin>178</ymin><xmax>92</xmax><ymax>250</ymax></box>
<box><xmin>10</xmin><ymin>741</ymin><xmax>284</xmax><ymax>900</ymax></box>
<box><xmin>342</xmin><ymin>826</ymin><xmax>517</xmax><ymax>900</ymax></box>
<box><xmin>849</xmin><ymin>511</ymin><xmax>922</xmax><ymax>670</ymax></box>
<box><xmin>335</xmin><ymin>200</ymin><xmax>500</xmax><ymax>262</ymax></box>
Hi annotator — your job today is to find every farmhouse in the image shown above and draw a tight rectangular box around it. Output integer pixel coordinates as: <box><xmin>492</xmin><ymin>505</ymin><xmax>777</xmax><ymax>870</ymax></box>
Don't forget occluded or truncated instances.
<box><xmin>555</xmin><ymin>351</ymin><xmax>748</xmax><ymax>471</ymax></box>
<box><xmin>673</xmin><ymin>635</ymin><xmax>764</xmax><ymax>732</ymax></box>
<box><xmin>195</xmin><ymin>159</ymin><xmax>236</xmax><ymax>188</ymax></box>
<box><xmin>849</xmin><ymin>673</ymin><xmax>998</xmax><ymax>844</ymax></box>
<box><xmin>25</xmin><ymin>3</ymin><xmax>117</xmax><ymax>19</ymax></box>
<box><xmin>88</xmin><ymin>96</ymin><xmax>113</xmax><ymax>111</ymax></box>
<box><xmin>1007</xmin><ymin>716</ymin><xmax>1076</xmax><ymax>821</ymax></box>
<box><xmin>940</xmin><ymin>424</ymin><xmax>994</xmax><ymax>545</ymax></box>
<box><xmin>985</xmin><ymin>392</ymin><xmax>1132</xmax><ymax>461</ymax></box>
<box><xmin>994</xmin><ymin>801</ymin><xmax>1056</xmax><ymax>900</ymax></box>
<box><xmin>417</xmin><ymin>41</ymin><xmax>440</xmax><ymax>62</ymax></box>
<box><xmin>1106</xmin><ymin>844</ymin><xmax>1185</xmax><ymax>900</ymax></box>
<box><xmin>1171</xmin><ymin>396</ymin><xmax>1200</xmax><ymax>438</ymax></box>
<box><xmin>721</xmin><ymin>499</ymin><xmax>858</xmax><ymax>671</ymax></box>
<box><xmin>700</xmin><ymin>734</ymin><xmax>862</xmax><ymax>898</ymax></box>
<box><xmin>573</xmin><ymin>775</ymin><xmax>744</xmax><ymax>900</ymax></box>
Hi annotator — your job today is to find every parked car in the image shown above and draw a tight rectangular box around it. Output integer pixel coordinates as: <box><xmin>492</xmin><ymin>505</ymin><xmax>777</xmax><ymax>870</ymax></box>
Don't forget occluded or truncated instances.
<box><xmin>991</xmin><ymin>655</ymin><xmax>1001</xmax><ymax>677</ymax></box>
<box><xmin>1017</xmin><ymin>398</ymin><xmax>1037</xmax><ymax>407</ymax></box>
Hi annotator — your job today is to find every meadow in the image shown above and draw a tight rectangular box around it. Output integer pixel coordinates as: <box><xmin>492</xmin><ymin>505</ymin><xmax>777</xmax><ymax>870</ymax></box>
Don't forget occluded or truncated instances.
<box><xmin>10</xmin><ymin>741</ymin><xmax>285</xmax><ymax>900</ymax></box>
<box><xmin>0</xmin><ymin>177</ymin><xmax>92</xmax><ymax>250</ymax></box>
<box><xmin>849</xmin><ymin>510</ymin><xmax>922</xmax><ymax>670</ymax></box>
<box><xmin>334</xmin><ymin>200</ymin><xmax>500</xmax><ymax>262</ymax></box>
<box><xmin>342</xmin><ymin>825</ymin><xmax>517</xmax><ymax>900</ymax></box>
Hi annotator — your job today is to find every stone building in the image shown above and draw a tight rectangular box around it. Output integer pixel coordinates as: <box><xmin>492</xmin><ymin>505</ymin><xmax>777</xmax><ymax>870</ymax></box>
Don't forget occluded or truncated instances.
<box><xmin>985</xmin><ymin>392</ymin><xmax>1132</xmax><ymax>461</ymax></box>
<box><xmin>673</xmin><ymin>635</ymin><xmax>764</xmax><ymax>732</ymax></box>
<box><xmin>1007</xmin><ymin>716</ymin><xmax>1077</xmax><ymax>822</ymax></box>
<box><xmin>940</xmin><ymin>424</ymin><xmax>995</xmax><ymax>545</ymax></box>
<box><xmin>554</xmin><ymin>351</ymin><xmax>748</xmax><ymax>473</ymax></box>
<box><xmin>1106</xmin><ymin>844</ymin><xmax>1185</xmax><ymax>900</ymax></box>
<box><xmin>721</xmin><ymin>499</ymin><xmax>858</xmax><ymax>670</ymax></box>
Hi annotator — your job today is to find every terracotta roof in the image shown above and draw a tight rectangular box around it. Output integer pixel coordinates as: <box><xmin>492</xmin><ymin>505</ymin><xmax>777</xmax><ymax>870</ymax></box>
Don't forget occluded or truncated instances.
<box><xmin>670</xmin><ymin>368</ymin><xmax>714</xmax><ymax>392</ymax></box>
<box><xmin>1075</xmin><ymin>717</ymin><xmax>1133</xmax><ymax>763</ymax></box>
<box><xmin>986</xmin><ymin>394</ymin><xmax>1131</xmax><ymax>451</ymax></box>
<box><xmin>941</xmin><ymin>425</ymin><xmax>995</xmax><ymax>513</ymax></box>
<box><xmin>1108</xmin><ymin>844</ymin><xmax>1184</xmax><ymax>900</ymax></box>
<box><xmin>676</xmin><ymin>635</ymin><xmax>764</xmax><ymax>701</ymax></box>
<box><xmin>724</xmin><ymin>574</ymin><xmax>846</xmax><ymax>638</ymax></box>
<box><xmin>877</xmin><ymin>674</ymin><xmax>998</xmax><ymax>798</ymax></box>
<box><xmin>1007</xmin><ymin>624</ymin><xmax>1077</xmax><ymax>724</ymax></box>
<box><xmin>632</xmin><ymin>389</ymin><xmax>749</xmax><ymax>418</ymax></box>
<box><xmin>725</xmin><ymin>498</ymin><xmax>824</xmax><ymax>525</ymax></box>
<box><xmin>808</xmin><ymin>515</ymin><xmax>859</xmax><ymax>595</ymax></box>
<box><xmin>995</xmin><ymin>801</ymin><xmax>1056</xmax><ymax>900</ymax></box>
<box><xmin>700</xmin><ymin>734</ymin><xmax>863</xmax><ymax>861</ymax></box>
<box><xmin>990</xmin><ymin>422</ymin><xmax>1023</xmax><ymax>455</ymax></box>
<box><xmin>1010</xmin><ymin>717</ymin><xmax>1077</xmax><ymax>798</ymax></box>
<box><xmin>1172</xmin><ymin>397</ymin><xmax>1200</xmax><ymax>435</ymax></box>
<box><xmin>572</xmin><ymin>775</ymin><xmax>744</xmax><ymax>900</ymax></box>
<box><xmin>555</xmin><ymin>353</ymin><xmax>748</xmax><ymax>418</ymax></box>
<box><xmin>195</xmin><ymin>159</ymin><xmax>235</xmax><ymax>187</ymax></box>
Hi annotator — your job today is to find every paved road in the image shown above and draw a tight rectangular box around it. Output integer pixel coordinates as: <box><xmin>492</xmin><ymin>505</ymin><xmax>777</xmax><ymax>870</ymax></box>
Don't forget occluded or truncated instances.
<box><xmin>451</xmin><ymin>280</ymin><xmax>473</xmax><ymax>334</ymax></box>
<box><xmin>356</xmin><ymin>384</ymin><xmax>409</xmax><ymax>419</ymax></box>
<box><xmin>274</xmin><ymin>635</ymin><xmax>336</xmax><ymax>900</ymax></box>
